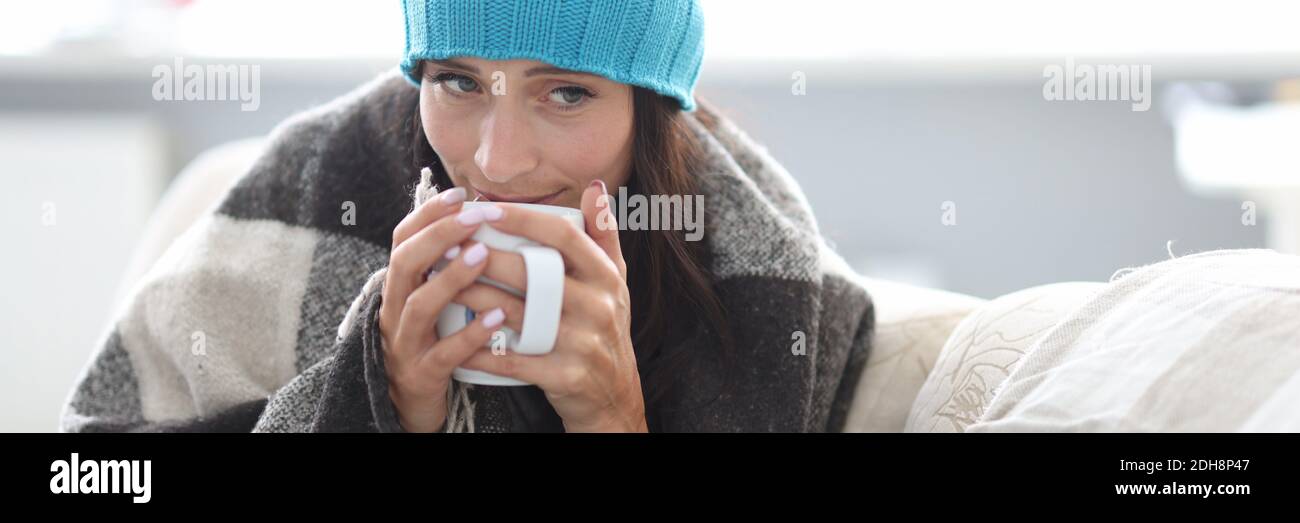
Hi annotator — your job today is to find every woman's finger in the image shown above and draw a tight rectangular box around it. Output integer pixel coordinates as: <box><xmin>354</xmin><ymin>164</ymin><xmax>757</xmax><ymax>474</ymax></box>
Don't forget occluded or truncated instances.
<box><xmin>382</xmin><ymin>186</ymin><xmax>469</xmax><ymax>335</ymax></box>
<box><xmin>452</xmin><ymin>282</ymin><xmax>526</xmax><ymax>333</ymax></box>
<box><xmin>391</xmin><ymin>186</ymin><xmax>466</xmax><ymax>248</ymax></box>
<box><xmin>467</xmin><ymin>204</ymin><xmax>617</xmax><ymax>283</ymax></box>
<box><xmin>476</xmin><ymin>249</ymin><xmax>527</xmax><ymax>291</ymax></box>
<box><xmin>383</xmin><ymin>205</ymin><xmax>492</xmax><ymax>334</ymax></box>
<box><xmin>474</xmin><ymin>253</ymin><xmax>612</xmax><ymax>321</ymax></box>
<box><xmin>581</xmin><ymin>180</ymin><xmax>627</xmax><ymax>281</ymax></box>
<box><xmin>551</xmin><ymin>279</ymin><xmax>618</xmax><ymax>330</ymax></box>
<box><xmin>393</xmin><ymin>242</ymin><xmax>490</xmax><ymax>361</ymax></box>
<box><xmin>457</xmin><ymin>343</ymin><xmax>551</xmax><ymax>388</ymax></box>
<box><xmin>418</xmin><ymin>305</ymin><xmax>507</xmax><ymax>380</ymax></box>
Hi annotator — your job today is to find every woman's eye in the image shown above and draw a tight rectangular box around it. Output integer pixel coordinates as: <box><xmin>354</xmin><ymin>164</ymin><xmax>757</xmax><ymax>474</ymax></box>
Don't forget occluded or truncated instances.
<box><xmin>431</xmin><ymin>72</ymin><xmax>479</xmax><ymax>95</ymax></box>
<box><xmin>548</xmin><ymin>86</ymin><xmax>594</xmax><ymax>109</ymax></box>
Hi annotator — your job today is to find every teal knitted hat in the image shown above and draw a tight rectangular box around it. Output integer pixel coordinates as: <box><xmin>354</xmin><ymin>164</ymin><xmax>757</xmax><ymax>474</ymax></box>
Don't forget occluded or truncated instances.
<box><xmin>400</xmin><ymin>0</ymin><xmax>705</xmax><ymax>112</ymax></box>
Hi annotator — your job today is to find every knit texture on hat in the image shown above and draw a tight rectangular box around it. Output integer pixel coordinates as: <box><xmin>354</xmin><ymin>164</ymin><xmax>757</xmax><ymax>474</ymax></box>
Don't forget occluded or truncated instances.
<box><xmin>400</xmin><ymin>0</ymin><xmax>705</xmax><ymax>111</ymax></box>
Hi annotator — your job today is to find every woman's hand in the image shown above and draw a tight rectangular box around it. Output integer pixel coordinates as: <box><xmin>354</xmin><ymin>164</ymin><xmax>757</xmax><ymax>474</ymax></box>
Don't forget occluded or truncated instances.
<box><xmin>378</xmin><ymin>187</ymin><xmax>508</xmax><ymax>433</ymax></box>
<box><xmin>455</xmin><ymin>181</ymin><xmax>648</xmax><ymax>432</ymax></box>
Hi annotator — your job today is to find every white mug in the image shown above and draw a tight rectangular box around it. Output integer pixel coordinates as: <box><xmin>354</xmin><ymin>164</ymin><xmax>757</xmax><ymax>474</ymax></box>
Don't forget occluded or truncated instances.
<box><xmin>435</xmin><ymin>201</ymin><xmax>584</xmax><ymax>386</ymax></box>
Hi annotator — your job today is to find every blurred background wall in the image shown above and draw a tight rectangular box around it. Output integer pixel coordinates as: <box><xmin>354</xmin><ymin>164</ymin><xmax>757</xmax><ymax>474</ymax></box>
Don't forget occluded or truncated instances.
<box><xmin>2</xmin><ymin>0</ymin><xmax>1295</xmax><ymax>431</ymax></box>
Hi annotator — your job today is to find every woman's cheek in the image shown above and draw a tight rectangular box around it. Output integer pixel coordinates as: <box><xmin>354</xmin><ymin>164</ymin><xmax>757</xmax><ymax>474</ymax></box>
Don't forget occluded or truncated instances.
<box><xmin>425</xmin><ymin>117</ymin><xmax>478</xmax><ymax>167</ymax></box>
<box><xmin>547</xmin><ymin>128</ymin><xmax>628</xmax><ymax>185</ymax></box>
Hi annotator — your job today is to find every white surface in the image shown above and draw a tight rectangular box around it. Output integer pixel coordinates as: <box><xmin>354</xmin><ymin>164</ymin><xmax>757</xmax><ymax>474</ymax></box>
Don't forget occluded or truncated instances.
<box><xmin>10</xmin><ymin>1</ymin><xmax>1300</xmax><ymax>63</ymax></box>
<box><xmin>0</xmin><ymin>114</ymin><xmax>166</xmax><ymax>432</ymax></box>
<box><xmin>514</xmin><ymin>246</ymin><xmax>565</xmax><ymax>356</ymax></box>
<box><xmin>1173</xmin><ymin>102</ymin><xmax>1300</xmax><ymax>254</ymax></box>
<box><xmin>1174</xmin><ymin>102</ymin><xmax>1300</xmax><ymax>191</ymax></box>
<box><xmin>967</xmin><ymin>249</ymin><xmax>1300</xmax><ymax>432</ymax></box>
<box><xmin>906</xmin><ymin>281</ymin><xmax>1104</xmax><ymax>433</ymax></box>
<box><xmin>705</xmin><ymin>0</ymin><xmax>1300</xmax><ymax>60</ymax></box>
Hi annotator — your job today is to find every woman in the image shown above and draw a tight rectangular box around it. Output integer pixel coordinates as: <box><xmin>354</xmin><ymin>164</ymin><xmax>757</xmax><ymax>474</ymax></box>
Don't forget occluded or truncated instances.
<box><xmin>61</xmin><ymin>0</ymin><xmax>874</xmax><ymax>433</ymax></box>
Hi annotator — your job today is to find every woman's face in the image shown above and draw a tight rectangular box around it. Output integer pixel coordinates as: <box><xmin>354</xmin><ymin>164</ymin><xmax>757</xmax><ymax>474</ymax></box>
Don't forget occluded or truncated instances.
<box><xmin>419</xmin><ymin>57</ymin><xmax>635</xmax><ymax>209</ymax></box>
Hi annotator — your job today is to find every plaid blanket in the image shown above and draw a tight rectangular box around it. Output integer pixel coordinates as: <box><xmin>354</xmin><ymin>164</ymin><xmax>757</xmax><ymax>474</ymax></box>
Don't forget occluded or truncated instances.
<box><xmin>60</xmin><ymin>70</ymin><xmax>875</xmax><ymax>433</ymax></box>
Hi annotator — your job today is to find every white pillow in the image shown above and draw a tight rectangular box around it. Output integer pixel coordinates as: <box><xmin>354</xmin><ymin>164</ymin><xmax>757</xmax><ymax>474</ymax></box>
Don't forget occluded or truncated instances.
<box><xmin>905</xmin><ymin>281</ymin><xmax>1102</xmax><ymax>433</ymax></box>
<box><xmin>968</xmin><ymin>249</ymin><xmax>1300</xmax><ymax>432</ymax></box>
<box><xmin>844</xmin><ymin>277</ymin><xmax>985</xmax><ymax>432</ymax></box>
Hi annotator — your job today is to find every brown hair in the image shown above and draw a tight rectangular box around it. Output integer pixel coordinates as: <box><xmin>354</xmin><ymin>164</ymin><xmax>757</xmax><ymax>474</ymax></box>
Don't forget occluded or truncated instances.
<box><xmin>405</xmin><ymin>80</ymin><xmax>734</xmax><ymax>431</ymax></box>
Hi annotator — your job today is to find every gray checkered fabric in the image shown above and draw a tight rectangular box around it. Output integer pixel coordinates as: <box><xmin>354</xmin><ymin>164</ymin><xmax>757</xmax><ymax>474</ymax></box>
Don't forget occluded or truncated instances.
<box><xmin>60</xmin><ymin>70</ymin><xmax>874</xmax><ymax>433</ymax></box>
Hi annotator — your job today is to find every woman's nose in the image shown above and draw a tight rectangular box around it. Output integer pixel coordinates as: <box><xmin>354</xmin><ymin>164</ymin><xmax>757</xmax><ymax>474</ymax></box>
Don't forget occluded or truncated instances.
<box><xmin>474</xmin><ymin>104</ymin><xmax>539</xmax><ymax>185</ymax></box>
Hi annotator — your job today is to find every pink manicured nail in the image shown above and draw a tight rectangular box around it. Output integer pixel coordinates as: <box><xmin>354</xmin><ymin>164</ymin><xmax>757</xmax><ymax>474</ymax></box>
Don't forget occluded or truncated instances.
<box><xmin>462</xmin><ymin>242</ymin><xmax>488</xmax><ymax>266</ymax></box>
<box><xmin>480</xmin><ymin>308</ymin><xmax>504</xmax><ymax>328</ymax></box>
<box><xmin>480</xmin><ymin>205</ymin><xmax>503</xmax><ymax>221</ymax></box>
<box><xmin>438</xmin><ymin>187</ymin><xmax>466</xmax><ymax>205</ymax></box>
<box><xmin>443</xmin><ymin>245</ymin><xmax>461</xmax><ymax>260</ymax></box>
<box><xmin>456</xmin><ymin>207</ymin><xmax>486</xmax><ymax>226</ymax></box>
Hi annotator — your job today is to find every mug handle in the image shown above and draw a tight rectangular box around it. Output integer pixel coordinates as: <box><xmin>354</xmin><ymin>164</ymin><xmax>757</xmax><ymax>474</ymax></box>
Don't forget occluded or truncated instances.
<box><xmin>513</xmin><ymin>245</ymin><xmax>565</xmax><ymax>355</ymax></box>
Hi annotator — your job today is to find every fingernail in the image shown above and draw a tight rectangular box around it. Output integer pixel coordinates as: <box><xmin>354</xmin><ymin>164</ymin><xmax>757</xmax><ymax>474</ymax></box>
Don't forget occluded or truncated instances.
<box><xmin>438</xmin><ymin>187</ymin><xmax>466</xmax><ymax>205</ymax></box>
<box><xmin>443</xmin><ymin>245</ymin><xmax>461</xmax><ymax>260</ymax></box>
<box><xmin>480</xmin><ymin>205</ymin><xmax>503</xmax><ymax>222</ymax></box>
<box><xmin>590</xmin><ymin>179</ymin><xmax>608</xmax><ymax>195</ymax></box>
<box><xmin>456</xmin><ymin>207</ymin><xmax>485</xmax><ymax>226</ymax></box>
<box><xmin>462</xmin><ymin>242</ymin><xmax>488</xmax><ymax>266</ymax></box>
<box><xmin>480</xmin><ymin>308</ymin><xmax>504</xmax><ymax>328</ymax></box>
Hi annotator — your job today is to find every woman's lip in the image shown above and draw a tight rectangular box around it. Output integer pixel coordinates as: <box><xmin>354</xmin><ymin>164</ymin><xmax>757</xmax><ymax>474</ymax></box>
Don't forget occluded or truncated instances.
<box><xmin>473</xmin><ymin>188</ymin><xmax>563</xmax><ymax>205</ymax></box>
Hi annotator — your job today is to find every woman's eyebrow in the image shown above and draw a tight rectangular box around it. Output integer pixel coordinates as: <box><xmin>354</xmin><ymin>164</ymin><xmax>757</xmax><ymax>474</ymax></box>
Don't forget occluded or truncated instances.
<box><xmin>428</xmin><ymin>58</ymin><xmax>596</xmax><ymax>79</ymax></box>
<box><xmin>523</xmin><ymin>65</ymin><xmax>598</xmax><ymax>78</ymax></box>
<box><xmin>427</xmin><ymin>58</ymin><xmax>480</xmax><ymax>74</ymax></box>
